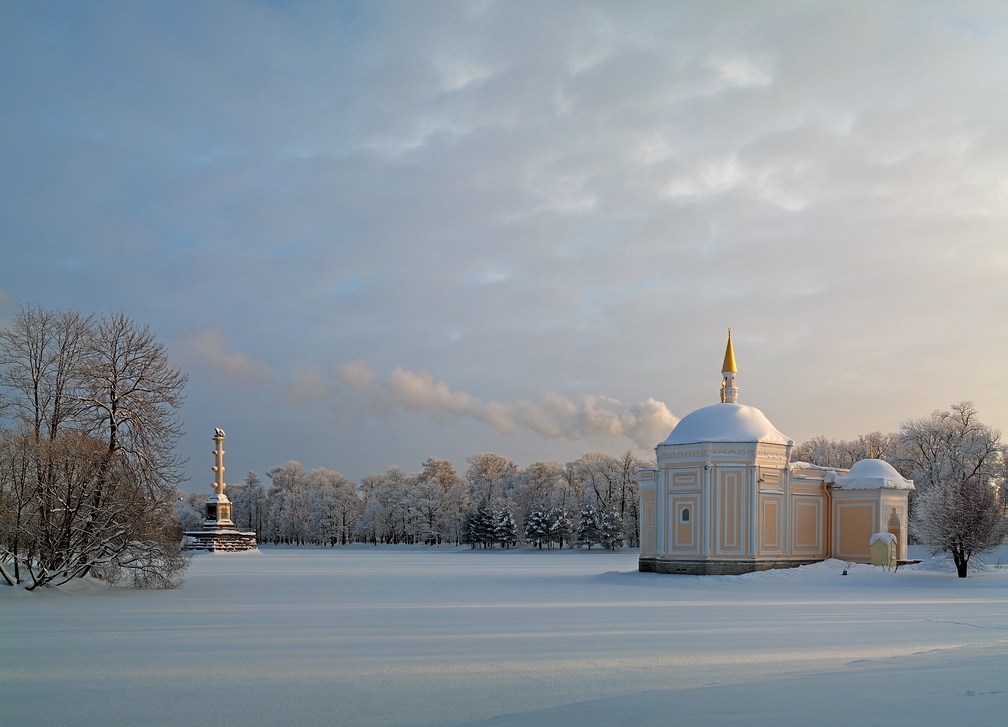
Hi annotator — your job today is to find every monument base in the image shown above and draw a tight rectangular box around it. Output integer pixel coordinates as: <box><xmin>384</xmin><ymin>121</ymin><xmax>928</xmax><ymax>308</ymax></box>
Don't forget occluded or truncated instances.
<box><xmin>184</xmin><ymin>522</ymin><xmax>258</xmax><ymax>553</ymax></box>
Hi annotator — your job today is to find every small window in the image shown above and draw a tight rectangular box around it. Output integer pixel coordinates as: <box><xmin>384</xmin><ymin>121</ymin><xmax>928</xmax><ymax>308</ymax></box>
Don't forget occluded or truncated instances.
<box><xmin>680</xmin><ymin>507</ymin><xmax>690</xmax><ymax>524</ymax></box>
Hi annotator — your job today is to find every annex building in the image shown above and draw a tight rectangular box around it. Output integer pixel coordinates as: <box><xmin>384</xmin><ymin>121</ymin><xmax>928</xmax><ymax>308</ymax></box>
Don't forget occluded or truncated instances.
<box><xmin>638</xmin><ymin>331</ymin><xmax>913</xmax><ymax>575</ymax></box>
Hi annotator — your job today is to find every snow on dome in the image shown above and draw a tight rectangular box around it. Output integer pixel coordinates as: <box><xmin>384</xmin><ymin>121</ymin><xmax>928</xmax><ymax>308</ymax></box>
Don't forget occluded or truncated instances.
<box><xmin>833</xmin><ymin>459</ymin><xmax>914</xmax><ymax>490</ymax></box>
<box><xmin>660</xmin><ymin>403</ymin><xmax>792</xmax><ymax>446</ymax></box>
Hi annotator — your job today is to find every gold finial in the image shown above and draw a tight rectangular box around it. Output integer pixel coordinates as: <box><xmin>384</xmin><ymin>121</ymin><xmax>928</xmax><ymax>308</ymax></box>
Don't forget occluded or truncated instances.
<box><xmin>721</xmin><ymin>328</ymin><xmax>737</xmax><ymax>374</ymax></box>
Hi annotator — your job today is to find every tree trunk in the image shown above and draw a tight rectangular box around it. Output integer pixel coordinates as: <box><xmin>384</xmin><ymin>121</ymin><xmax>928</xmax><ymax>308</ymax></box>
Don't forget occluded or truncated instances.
<box><xmin>953</xmin><ymin>548</ymin><xmax>969</xmax><ymax>578</ymax></box>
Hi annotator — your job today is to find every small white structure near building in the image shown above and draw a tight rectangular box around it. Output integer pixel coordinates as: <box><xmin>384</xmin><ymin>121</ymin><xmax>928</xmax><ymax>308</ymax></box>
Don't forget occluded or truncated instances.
<box><xmin>870</xmin><ymin>532</ymin><xmax>898</xmax><ymax>567</ymax></box>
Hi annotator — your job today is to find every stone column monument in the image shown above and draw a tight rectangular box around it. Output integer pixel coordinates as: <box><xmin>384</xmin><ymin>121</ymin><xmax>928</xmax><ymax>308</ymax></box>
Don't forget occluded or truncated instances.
<box><xmin>206</xmin><ymin>428</ymin><xmax>233</xmax><ymax>526</ymax></box>
<box><xmin>183</xmin><ymin>428</ymin><xmax>258</xmax><ymax>552</ymax></box>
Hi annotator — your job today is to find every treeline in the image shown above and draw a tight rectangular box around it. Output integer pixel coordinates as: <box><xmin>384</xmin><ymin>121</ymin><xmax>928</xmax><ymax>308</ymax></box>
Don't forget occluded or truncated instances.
<box><xmin>175</xmin><ymin>402</ymin><xmax>1006</xmax><ymax>565</ymax></box>
<box><xmin>176</xmin><ymin>450</ymin><xmax>649</xmax><ymax>551</ymax></box>
<box><xmin>790</xmin><ymin>402</ymin><xmax>1006</xmax><ymax>498</ymax></box>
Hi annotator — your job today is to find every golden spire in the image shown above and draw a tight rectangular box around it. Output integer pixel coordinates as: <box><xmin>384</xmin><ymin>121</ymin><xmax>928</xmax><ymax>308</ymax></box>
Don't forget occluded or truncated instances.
<box><xmin>721</xmin><ymin>328</ymin><xmax>737</xmax><ymax>374</ymax></box>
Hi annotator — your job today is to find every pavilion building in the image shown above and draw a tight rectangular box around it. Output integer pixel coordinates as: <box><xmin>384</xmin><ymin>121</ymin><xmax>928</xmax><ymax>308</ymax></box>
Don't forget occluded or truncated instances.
<box><xmin>638</xmin><ymin>331</ymin><xmax>913</xmax><ymax>575</ymax></box>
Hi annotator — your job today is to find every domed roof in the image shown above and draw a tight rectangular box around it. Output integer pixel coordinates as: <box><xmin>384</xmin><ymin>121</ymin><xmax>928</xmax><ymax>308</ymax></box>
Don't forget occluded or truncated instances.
<box><xmin>833</xmin><ymin>459</ymin><xmax>914</xmax><ymax>490</ymax></box>
<box><xmin>660</xmin><ymin>403</ymin><xmax>792</xmax><ymax>446</ymax></box>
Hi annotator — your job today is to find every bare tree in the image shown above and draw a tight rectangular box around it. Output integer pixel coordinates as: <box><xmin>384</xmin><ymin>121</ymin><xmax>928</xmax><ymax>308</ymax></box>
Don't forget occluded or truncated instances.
<box><xmin>78</xmin><ymin>311</ymin><xmax>188</xmax><ymax>496</ymax></box>
<box><xmin>574</xmin><ymin>451</ymin><xmax>621</xmax><ymax>510</ymax></box>
<box><xmin>0</xmin><ymin>304</ymin><xmax>92</xmax><ymax>441</ymax></box>
<box><xmin>0</xmin><ymin>305</ymin><xmax>190</xmax><ymax>589</ymax></box>
<box><xmin>618</xmin><ymin>450</ymin><xmax>647</xmax><ymax>547</ymax></box>
<box><xmin>0</xmin><ymin>427</ymin><xmax>35</xmax><ymax>584</ymax></box>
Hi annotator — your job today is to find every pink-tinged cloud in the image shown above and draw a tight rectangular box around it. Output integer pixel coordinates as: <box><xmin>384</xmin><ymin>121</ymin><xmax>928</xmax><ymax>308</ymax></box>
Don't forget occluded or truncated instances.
<box><xmin>333</xmin><ymin>359</ymin><xmax>377</xmax><ymax>390</ymax></box>
<box><xmin>179</xmin><ymin>329</ymin><xmax>273</xmax><ymax>384</ymax></box>
<box><xmin>356</xmin><ymin>364</ymin><xmax>678</xmax><ymax>449</ymax></box>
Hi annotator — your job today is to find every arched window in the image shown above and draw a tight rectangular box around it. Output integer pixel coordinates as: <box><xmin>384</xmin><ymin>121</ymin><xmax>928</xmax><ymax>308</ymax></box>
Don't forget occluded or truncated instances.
<box><xmin>680</xmin><ymin>507</ymin><xmax>690</xmax><ymax>524</ymax></box>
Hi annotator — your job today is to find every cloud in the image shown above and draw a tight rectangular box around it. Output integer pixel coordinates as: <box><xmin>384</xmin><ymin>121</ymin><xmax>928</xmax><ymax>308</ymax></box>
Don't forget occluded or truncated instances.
<box><xmin>333</xmin><ymin>360</ymin><xmax>377</xmax><ymax>390</ymax></box>
<box><xmin>377</xmin><ymin>367</ymin><xmax>506</xmax><ymax>429</ymax></box>
<box><xmin>626</xmin><ymin>398</ymin><xmax>680</xmax><ymax>450</ymax></box>
<box><xmin>706</xmin><ymin>55</ymin><xmax>772</xmax><ymax>89</ymax></box>
<box><xmin>356</xmin><ymin>364</ymin><xmax>677</xmax><ymax>449</ymax></box>
<box><xmin>178</xmin><ymin>329</ymin><xmax>273</xmax><ymax>384</ymax></box>
<box><xmin>283</xmin><ymin>364</ymin><xmax>331</xmax><ymax>408</ymax></box>
<box><xmin>7</xmin><ymin>2</ymin><xmax>1008</xmax><ymax>484</ymax></box>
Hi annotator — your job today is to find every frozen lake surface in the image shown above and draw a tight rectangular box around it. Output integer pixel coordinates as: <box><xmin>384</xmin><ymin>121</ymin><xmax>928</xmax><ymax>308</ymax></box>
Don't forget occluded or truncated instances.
<box><xmin>3</xmin><ymin>545</ymin><xmax>1006</xmax><ymax>726</ymax></box>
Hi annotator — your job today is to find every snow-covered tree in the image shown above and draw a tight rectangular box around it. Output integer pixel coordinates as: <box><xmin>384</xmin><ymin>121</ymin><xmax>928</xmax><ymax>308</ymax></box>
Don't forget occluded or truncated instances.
<box><xmin>616</xmin><ymin>450</ymin><xmax>648</xmax><ymax>547</ymax></box>
<box><xmin>173</xmin><ymin>493</ymin><xmax>206</xmax><ymax>533</ymax></box>
<box><xmin>230</xmin><ymin>472</ymin><xmax>266</xmax><ymax>540</ymax></box>
<box><xmin>266</xmin><ymin>487</ymin><xmax>311</xmax><ymax>545</ymax></box>
<box><xmin>494</xmin><ymin>506</ymin><xmax>518</xmax><ymax>549</ymax></box>
<box><xmin>0</xmin><ymin>305</ymin><xmax>189</xmax><ymax>589</ymax></box>
<box><xmin>465</xmin><ymin>501</ymin><xmax>497</xmax><ymax>548</ymax></box>
<box><xmin>547</xmin><ymin>505</ymin><xmax>573</xmax><ymax>549</ymax></box>
<box><xmin>576</xmin><ymin>505</ymin><xmax>600</xmax><ymax>550</ymax></box>
<box><xmin>524</xmin><ymin>505</ymin><xmax>550</xmax><ymax>549</ymax></box>
<box><xmin>599</xmin><ymin>508</ymin><xmax>624</xmax><ymax>550</ymax></box>
<box><xmin>506</xmin><ymin>460</ymin><xmax>562</xmax><ymax>537</ymax></box>
<box><xmin>913</xmin><ymin>474</ymin><xmax>1005</xmax><ymax>577</ymax></box>
<box><xmin>415</xmin><ymin>458</ymin><xmax>468</xmax><ymax>544</ymax></box>
<box><xmin>792</xmin><ymin>432</ymin><xmax>900</xmax><ymax>469</ymax></box>
<box><xmin>306</xmin><ymin>467</ymin><xmax>355</xmax><ymax>546</ymax></box>
<box><xmin>406</xmin><ymin>479</ymin><xmax>446</xmax><ymax>545</ymax></box>
<box><xmin>465</xmin><ymin>453</ymin><xmax>517</xmax><ymax>506</ymax></box>
<box><xmin>574</xmin><ymin>451</ymin><xmax>621</xmax><ymax>513</ymax></box>
<box><xmin>897</xmin><ymin>402</ymin><xmax>1003</xmax><ymax>498</ymax></box>
<box><xmin>356</xmin><ymin>467</ymin><xmax>411</xmax><ymax>544</ymax></box>
<box><xmin>266</xmin><ymin>460</ymin><xmax>306</xmax><ymax>494</ymax></box>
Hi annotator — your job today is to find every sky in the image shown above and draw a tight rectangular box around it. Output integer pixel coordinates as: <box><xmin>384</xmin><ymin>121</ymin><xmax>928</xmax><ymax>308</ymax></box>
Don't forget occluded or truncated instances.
<box><xmin>2</xmin><ymin>1</ymin><xmax>1007</xmax><ymax>492</ymax></box>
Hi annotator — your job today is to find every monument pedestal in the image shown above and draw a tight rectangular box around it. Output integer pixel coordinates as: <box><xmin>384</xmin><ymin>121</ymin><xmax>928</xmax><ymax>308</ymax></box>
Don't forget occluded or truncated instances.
<box><xmin>184</xmin><ymin>525</ymin><xmax>258</xmax><ymax>552</ymax></box>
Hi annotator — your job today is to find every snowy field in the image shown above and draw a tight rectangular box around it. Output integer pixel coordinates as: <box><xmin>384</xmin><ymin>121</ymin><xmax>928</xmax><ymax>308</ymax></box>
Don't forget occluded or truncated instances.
<box><xmin>3</xmin><ymin>546</ymin><xmax>1006</xmax><ymax>727</ymax></box>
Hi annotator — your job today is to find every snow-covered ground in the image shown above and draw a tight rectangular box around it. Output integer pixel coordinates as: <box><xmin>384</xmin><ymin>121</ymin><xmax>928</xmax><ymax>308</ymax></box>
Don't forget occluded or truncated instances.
<box><xmin>3</xmin><ymin>545</ymin><xmax>1006</xmax><ymax>727</ymax></box>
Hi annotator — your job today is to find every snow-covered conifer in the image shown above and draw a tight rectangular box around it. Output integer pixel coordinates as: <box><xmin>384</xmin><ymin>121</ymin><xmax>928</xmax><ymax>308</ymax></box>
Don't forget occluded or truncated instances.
<box><xmin>524</xmin><ymin>506</ymin><xmax>550</xmax><ymax>549</ymax></box>
<box><xmin>547</xmin><ymin>506</ymin><xmax>573</xmax><ymax>549</ymax></box>
<box><xmin>495</xmin><ymin>506</ymin><xmax>518</xmax><ymax>549</ymax></box>
<box><xmin>599</xmin><ymin>508</ymin><xmax>624</xmax><ymax>550</ymax></box>
<box><xmin>576</xmin><ymin>505</ymin><xmax>600</xmax><ymax>550</ymax></box>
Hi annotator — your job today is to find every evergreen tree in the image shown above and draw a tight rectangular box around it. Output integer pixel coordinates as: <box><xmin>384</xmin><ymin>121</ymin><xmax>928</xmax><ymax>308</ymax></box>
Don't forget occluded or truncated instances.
<box><xmin>524</xmin><ymin>505</ymin><xmax>550</xmax><ymax>549</ymax></box>
<box><xmin>547</xmin><ymin>506</ymin><xmax>572</xmax><ymax>549</ymax></box>
<box><xmin>495</xmin><ymin>506</ymin><xmax>518</xmax><ymax>549</ymax></box>
<box><xmin>466</xmin><ymin>502</ymin><xmax>497</xmax><ymax>548</ymax></box>
<box><xmin>576</xmin><ymin>505</ymin><xmax>600</xmax><ymax>550</ymax></box>
<box><xmin>599</xmin><ymin>508</ymin><xmax>624</xmax><ymax>550</ymax></box>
